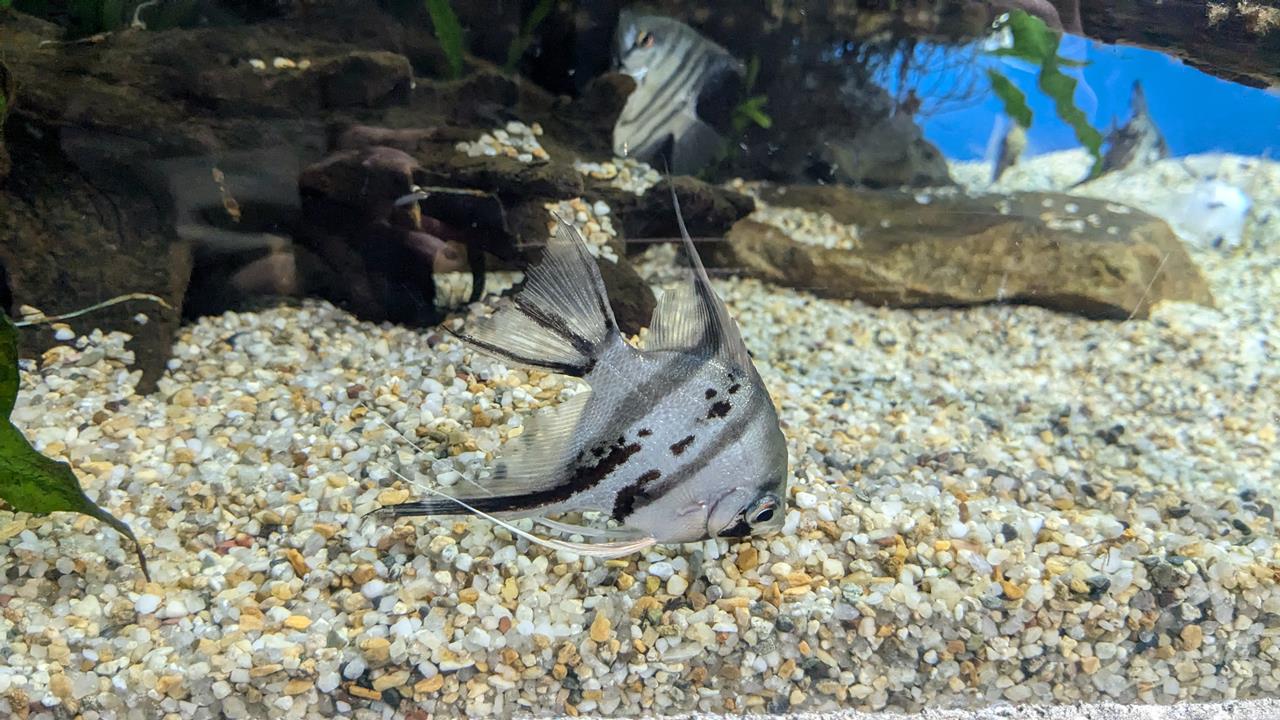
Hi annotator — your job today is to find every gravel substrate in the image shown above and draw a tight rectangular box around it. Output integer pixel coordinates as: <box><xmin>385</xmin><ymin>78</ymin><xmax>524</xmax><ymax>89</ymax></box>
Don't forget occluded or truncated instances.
<box><xmin>1</xmin><ymin>153</ymin><xmax>1278</xmax><ymax>719</ymax></box>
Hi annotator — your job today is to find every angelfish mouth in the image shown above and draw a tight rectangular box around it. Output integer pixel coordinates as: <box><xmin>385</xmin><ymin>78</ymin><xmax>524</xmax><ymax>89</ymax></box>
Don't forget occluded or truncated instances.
<box><xmin>717</xmin><ymin>517</ymin><xmax>753</xmax><ymax>538</ymax></box>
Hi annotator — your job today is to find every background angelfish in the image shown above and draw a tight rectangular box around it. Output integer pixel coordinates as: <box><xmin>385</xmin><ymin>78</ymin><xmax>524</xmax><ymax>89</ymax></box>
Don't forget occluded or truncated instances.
<box><xmin>612</xmin><ymin>10</ymin><xmax>744</xmax><ymax>174</ymax></box>
<box><xmin>384</xmin><ymin>192</ymin><xmax>788</xmax><ymax>552</ymax></box>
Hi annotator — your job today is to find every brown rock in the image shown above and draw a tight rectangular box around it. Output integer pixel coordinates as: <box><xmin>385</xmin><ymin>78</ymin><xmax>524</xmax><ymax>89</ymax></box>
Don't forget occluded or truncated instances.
<box><xmin>711</xmin><ymin>185</ymin><xmax>1213</xmax><ymax>320</ymax></box>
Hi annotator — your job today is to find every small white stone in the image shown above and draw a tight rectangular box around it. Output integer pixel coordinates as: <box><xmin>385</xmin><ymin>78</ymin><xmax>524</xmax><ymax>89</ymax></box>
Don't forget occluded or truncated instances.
<box><xmin>54</xmin><ymin>327</ymin><xmax>75</xmax><ymax>341</ymax></box>
<box><xmin>317</xmin><ymin>672</ymin><xmax>339</xmax><ymax>693</ymax></box>
<box><xmin>592</xmin><ymin>201</ymin><xmax>611</xmax><ymax>217</ymax></box>
<box><xmin>248</xmin><ymin>58</ymin><xmax>266</xmax><ymax>70</ymax></box>
<box><xmin>648</xmin><ymin>561</ymin><xmax>675</xmax><ymax>579</ymax></box>
<box><xmin>361</xmin><ymin>579</ymin><xmax>388</xmax><ymax>599</ymax></box>
<box><xmin>795</xmin><ymin>492</ymin><xmax>818</xmax><ymax>509</ymax></box>
<box><xmin>134</xmin><ymin>594</ymin><xmax>161</xmax><ymax>614</ymax></box>
<box><xmin>211</xmin><ymin>681</ymin><xmax>232</xmax><ymax>699</ymax></box>
<box><xmin>667</xmin><ymin>575</ymin><xmax>689</xmax><ymax>595</ymax></box>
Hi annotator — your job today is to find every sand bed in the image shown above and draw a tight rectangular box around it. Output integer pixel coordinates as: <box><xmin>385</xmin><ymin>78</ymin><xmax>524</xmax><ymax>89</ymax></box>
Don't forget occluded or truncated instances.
<box><xmin>0</xmin><ymin>154</ymin><xmax>1277</xmax><ymax>719</ymax></box>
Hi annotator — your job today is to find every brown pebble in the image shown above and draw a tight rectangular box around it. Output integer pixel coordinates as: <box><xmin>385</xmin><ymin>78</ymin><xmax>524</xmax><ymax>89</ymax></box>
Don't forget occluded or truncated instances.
<box><xmin>346</xmin><ymin>384</ymin><xmax>366</xmax><ymax>399</ymax></box>
<box><xmin>589</xmin><ymin>613</ymin><xmax>612</xmax><ymax>643</ymax></box>
<box><xmin>347</xmin><ymin>683</ymin><xmax>382</xmax><ymax>701</ymax></box>
<box><xmin>1181</xmin><ymin>624</ymin><xmax>1204</xmax><ymax>651</ymax></box>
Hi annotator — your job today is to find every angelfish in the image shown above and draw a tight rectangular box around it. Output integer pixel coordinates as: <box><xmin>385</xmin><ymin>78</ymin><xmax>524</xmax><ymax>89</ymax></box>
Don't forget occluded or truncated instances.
<box><xmin>612</xmin><ymin>10</ymin><xmax>744</xmax><ymax>174</ymax></box>
<box><xmin>382</xmin><ymin>191</ymin><xmax>789</xmax><ymax>553</ymax></box>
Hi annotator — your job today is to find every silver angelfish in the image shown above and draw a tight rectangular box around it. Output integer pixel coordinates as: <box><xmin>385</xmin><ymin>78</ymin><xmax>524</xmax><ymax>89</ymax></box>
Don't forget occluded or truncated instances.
<box><xmin>383</xmin><ymin>191</ymin><xmax>788</xmax><ymax>552</ymax></box>
<box><xmin>612</xmin><ymin>10</ymin><xmax>743</xmax><ymax>174</ymax></box>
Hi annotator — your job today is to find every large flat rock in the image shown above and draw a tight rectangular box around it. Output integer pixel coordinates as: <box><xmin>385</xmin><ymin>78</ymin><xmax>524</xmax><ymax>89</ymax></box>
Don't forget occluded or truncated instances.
<box><xmin>711</xmin><ymin>186</ymin><xmax>1213</xmax><ymax>320</ymax></box>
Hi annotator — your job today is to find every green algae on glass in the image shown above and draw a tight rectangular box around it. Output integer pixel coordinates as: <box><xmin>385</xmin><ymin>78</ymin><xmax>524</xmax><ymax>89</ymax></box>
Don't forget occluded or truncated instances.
<box><xmin>0</xmin><ymin>312</ymin><xmax>151</xmax><ymax>581</ymax></box>
<box><xmin>425</xmin><ymin>0</ymin><xmax>465</xmax><ymax>79</ymax></box>
<box><xmin>987</xmin><ymin>10</ymin><xmax>1104</xmax><ymax>178</ymax></box>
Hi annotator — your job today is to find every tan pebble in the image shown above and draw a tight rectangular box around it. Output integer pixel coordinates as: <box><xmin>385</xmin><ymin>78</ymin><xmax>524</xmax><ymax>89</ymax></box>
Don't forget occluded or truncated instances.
<box><xmin>589</xmin><ymin>613</ymin><xmax>612</xmax><ymax>643</ymax></box>
<box><xmin>284</xmin><ymin>679</ymin><xmax>312</xmax><ymax>695</ymax></box>
<box><xmin>377</xmin><ymin>488</ymin><xmax>410</xmax><ymax>506</ymax></box>
<box><xmin>736</xmin><ymin>546</ymin><xmax>759</xmax><ymax>572</ymax></box>
<box><xmin>1000</xmin><ymin>579</ymin><xmax>1025</xmax><ymax>600</ymax></box>
<box><xmin>0</xmin><ymin>520</ymin><xmax>26</xmax><ymax>542</ymax></box>
<box><xmin>1258</xmin><ymin>425</ymin><xmax>1276</xmax><ymax>444</ymax></box>
<box><xmin>779</xmin><ymin>658</ymin><xmax>796</xmax><ymax>677</ymax></box>
<box><xmin>239</xmin><ymin>613</ymin><xmax>264</xmax><ymax>631</ymax></box>
<box><xmin>459</xmin><ymin>588</ymin><xmax>479</xmax><ymax>604</ymax></box>
<box><xmin>49</xmin><ymin>672</ymin><xmax>72</xmax><ymax>699</ymax></box>
<box><xmin>172</xmin><ymin>447</ymin><xmax>195</xmax><ymax>464</ymax></box>
<box><xmin>348</xmin><ymin>684</ymin><xmax>382</xmax><ymax>700</ymax></box>
<box><xmin>270</xmin><ymin>583</ymin><xmax>295</xmax><ymax>601</ymax></box>
<box><xmin>352</xmin><ymin>564</ymin><xmax>378</xmax><ymax>585</ymax></box>
<box><xmin>155</xmin><ymin>674</ymin><xmax>184</xmax><ymax>696</ymax></box>
<box><xmin>471</xmin><ymin>407</ymin><xmax>492</xmax><ymax>428</ymax></box>
<box><xmin>250</xmin><ymin>664</ymin><xmax>284</xmax><ymax>678</ymax></box>
<box><xmin>284</xmin><ymin>549</ymin><xmax>310</xmax><ymax>577</ymax></box>
<box><xmin>1181</xmin><ymin>624</ymin><xmax>1204</xmax><ymax>651</ymax></box>
<box><xmin>283</xmin><ymin>615</ymin><xmax>312</xmax><ymax>630</ymax></box>
<box><xmin>616</xmin><ymin>573</ymin><xmax>635</xmax><ymax>591</ymax></box>
<box><xmin>373</xmin><ymin>670</ymin><xmax>410</xmax><ymax>692</ymax></box>
<box><xmin>501</xmin><ymin>577</ymin><xmax>519</xmax><ymax>603</ymax></box>
<box><xmin>1080</xmin><ymin>656</ymin><xmax>1101</xmax><ymax>674</ymax></box>
<box><xmin>363</xmin><ymin>636</ymin><xmax>392</xmax><ymax>664</ymax></box>
<box><xmin>531</xmin><ymin>122</ymin><xmax>543</xmax><ymax>136</ymax></box>
<box><xmin>645</xmin><ymin>575</ymin><xmax>660</xmax><ymax>594</ymax></box>
<box><xmin>532</xmin><ymin>147</ymin><xmax>549</xmax><ymax>160</ymax></box>
<box><xmin>416</xmin><ymin>674</ymin><xmax>445</xmax><ymax>694</ymax></box>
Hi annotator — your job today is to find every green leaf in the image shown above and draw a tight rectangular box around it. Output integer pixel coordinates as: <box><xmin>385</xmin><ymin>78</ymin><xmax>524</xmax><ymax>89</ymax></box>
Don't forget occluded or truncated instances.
<box><xmin>986</xmin><ymin>69</ymin><xmax>1032</xmax><ymax>129</ymax></box>
<box><xmin>992</xmin><ymin>10</ymin><xmax>1059</xmax><ymax>64</ymax></box>
<box><xmin>425</xmin><ymin>0</ymin><xmax>465</xmax><ymax>79</ymax></box>
<box><xmin>0</xmin><ymin>314</ymin><xmax>150</xmax><ymax>580</ymax></box>
<box><xmin>743</xmin><ymin>55</ymin><xmax>761</xmax><ymax>93</ymax></box>
<box><xmin>1039</xmin><ymin>60</ymin><xmax>1103</xmax><ymax>163</ymax></box>
<box><xmin>504</xmin><ymin>0</ymin><xmax>554</xmax><ymax>73</ymax></box>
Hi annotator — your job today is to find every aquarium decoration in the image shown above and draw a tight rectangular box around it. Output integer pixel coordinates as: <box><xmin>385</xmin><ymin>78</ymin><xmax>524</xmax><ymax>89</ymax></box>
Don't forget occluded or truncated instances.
<box><xmin>425</xmin><ymin>0</ymin><xmax>465</xmax><ymax>79</ymax></box>
<box><xmin>987</xmin><ymin>10</ymin><xmax>1105</xmax><ymax>179</ymax></box>
<box><xmin>0</xmin><ymin>308</ymin><xmax>152</xmax><ymax>581</ymax></box>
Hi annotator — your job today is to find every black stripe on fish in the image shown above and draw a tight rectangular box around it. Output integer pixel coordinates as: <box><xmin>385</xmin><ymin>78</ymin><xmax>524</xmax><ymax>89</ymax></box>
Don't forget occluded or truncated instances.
<box><xmin>705</xmin><ymin>388</ymin><xmax>717</xmax><ymax>399</ymax></box>
<box><xmin>513</xmin><ymin>295</ymin><xmax>595</xmax><ymax>357</ymax></box>
<box><xmin>728</xmin><ymin>383</ymin><xmax>740</xmax><ymax>394</ymax></box>
<box><xmin>461</xmin><ymin>334</ymin><xmax>594</xmax><ymax>377</ymax></box>
<box><xmin>389</xmin><ymin>440</ymin><xmax>643</xmax><ymax>517</ymax></box>
<box><xmin>670</xmin><ymin>434</ymin><xmax>695</xmax><ymax>455</ymax></box>
<box><xmin>629</xmin><ymin>387</ymin><xmax>765</xmax><ymax>516</ymax></box>
<box><xmin>612</xmin><ymin>468</ymin><xmax>662</xmax><ymax>521</ymax></box>
<box><xmin>624</xmin><ymin>41</ymin><xmax>712</xmax><ymax>153</ymax></box>
<box><xmin>706</xmin><ymin>400</ymin><xmax>731</xmax><ymax>419</ymax></box>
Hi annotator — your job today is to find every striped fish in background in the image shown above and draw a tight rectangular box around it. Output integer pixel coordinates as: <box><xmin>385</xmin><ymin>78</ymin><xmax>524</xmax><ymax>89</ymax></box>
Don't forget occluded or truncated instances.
<box><xmin>612</xmin><ymin>10</ymin><xmax>744</xmax><ymax>174</ymax></box>
<box><xmin>383</xmin><ymin>189</ymin><xmax>789</xmax><ymax>554</ymax></box>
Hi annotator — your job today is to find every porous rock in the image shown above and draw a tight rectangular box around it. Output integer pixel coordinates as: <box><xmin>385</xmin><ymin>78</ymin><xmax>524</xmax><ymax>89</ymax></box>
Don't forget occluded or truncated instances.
<box><xmin>711</xmin><ymin>185</ymin><xmax>1214</xmax><ymax>320</ymax></box>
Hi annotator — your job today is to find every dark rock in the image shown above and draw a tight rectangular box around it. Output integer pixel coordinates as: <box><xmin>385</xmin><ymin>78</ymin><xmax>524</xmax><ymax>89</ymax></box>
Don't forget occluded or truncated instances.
<box><xmin>708</xmin><ymin>185</ymin><xmax>1214</xmax><ymax>320</ymax></box>
<box><xmin>589</xmin><ymin>176</ymin><xmax>755</xmax><ymax>246</ymax></box>
<box><xmin>317</xmin><ymin>51</ymin><xmax>412</xmax><ymax>109</ymax></box>
<box><xmin>597</xmin><ymin>250</ymin><xmax>658</xmax><ymax>338</ymax></box>
<box><xmin>0</xmin><ymin>130</ymin><xmax>191</xmax><ymax>393</ymax></box>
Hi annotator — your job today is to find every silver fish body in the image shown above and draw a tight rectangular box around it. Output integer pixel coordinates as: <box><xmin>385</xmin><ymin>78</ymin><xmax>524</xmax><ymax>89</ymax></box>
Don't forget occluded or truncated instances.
<box><xmin>612</xmin><ymin>11</ymin><xmax>744</xmax><ymax>175</ymax></box>
<box><xmin>386</xmin><ymin>193</ymin><xmax>788</xmax><ymax>545</ymax></box>
<box><xmin>1098</xmin><ymin>81</ymin><xmax>1168</xmax><ymax>176</ymax></box>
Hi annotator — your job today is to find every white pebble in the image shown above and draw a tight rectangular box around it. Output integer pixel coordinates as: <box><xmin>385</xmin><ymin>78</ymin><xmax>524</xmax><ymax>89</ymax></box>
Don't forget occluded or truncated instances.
<box><xmin>134</xmin><ymin>594</ymin><xmax>161</xmax><ymax>614</ymax></box>
<box><xmin>795</xmin><ymin>492</ymin><xmax>818</xmax><ymax>509</ymax></box>
<box><xmin>361</xmin><ymin>579</ymin><xmax>388</xmax><ymax>599</ymax></box>
<box><xmin>648</xmin><ymin>561</ymin><xmax>675</xmax><ymax>579</ymax></box>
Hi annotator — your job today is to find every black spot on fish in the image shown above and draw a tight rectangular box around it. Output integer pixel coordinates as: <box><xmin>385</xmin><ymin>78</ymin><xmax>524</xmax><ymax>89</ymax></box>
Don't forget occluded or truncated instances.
<box><xmin>612</xmin><ymin>469</ymin><xmax>661</xmax><ymax>520</ymax></box>
<box><xmin>706</xmin><ymin>400</ymin><xmax>731</xmax><ymax>419</ymax></box>
<box><xmin>705</xmin><ymin>388</ymin><xmax>717</xmax><ymax>399</ymax></box>
<box><xmin>717</xmin><ymin>517</ymin><xmax>751</xmax><ymax>538</ymax></box>
<box><xmin>638</xmin><ymin>428</ymin><xmax>652</xmax><ymax>437</ymax></box>
<box><xmin>670</xmin><ymin>435</ymin><xmax>695</xmax><ymax>456</ymax></box>
<box><xmin>591</xmin><ymin>446</ymin><xmax>606</xmax><ymax>458</ymax></box>
<box><xmin>728</xmin><ymin>383</ymin><xmax>741</xmax><ymax>394</ymax></box>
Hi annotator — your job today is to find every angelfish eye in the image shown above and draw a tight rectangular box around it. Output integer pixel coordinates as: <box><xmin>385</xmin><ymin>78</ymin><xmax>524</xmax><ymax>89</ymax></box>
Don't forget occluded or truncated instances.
<box><xmin>636</xmin><ymin>31</ymin><xmax>655</xmax><ymax>49</ymax></box>
<box><xmin>750</xmin><ymin>502</ymin><xmax>776</xmax><ymax>524</ymax></box>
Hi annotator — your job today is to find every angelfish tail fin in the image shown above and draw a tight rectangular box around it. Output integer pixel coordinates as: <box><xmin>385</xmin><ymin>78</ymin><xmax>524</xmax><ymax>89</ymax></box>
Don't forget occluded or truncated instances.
<box><xmin>458</xmin><ymin>217</ymin><xmax>617</xmax><ymax>377</ymax></box>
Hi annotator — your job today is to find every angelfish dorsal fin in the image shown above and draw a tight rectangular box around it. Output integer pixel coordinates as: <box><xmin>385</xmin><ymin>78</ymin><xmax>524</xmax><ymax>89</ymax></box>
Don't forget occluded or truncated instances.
<box><xmin>460</xmin><ymin>218</ymin><xmax>617</xmax><ymax>377</ymax></box>
<box><xmin>643</xmin><ymin>183</ymin><xmax>753</xmax><ymax>369</ymax></box>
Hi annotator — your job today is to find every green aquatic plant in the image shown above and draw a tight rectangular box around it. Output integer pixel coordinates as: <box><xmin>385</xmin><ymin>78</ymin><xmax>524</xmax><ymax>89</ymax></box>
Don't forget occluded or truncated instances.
<box><xmin>425</xmin><ymin>0</ymin><xmax>465</xmax><ymax>79</ymax></box>
<box><xmin>731</xmin><ymin>56</ymin><xmax>773</xmax><ymax>133</ymax></box>
<box><xmin>504</xmin><ymin>0</ymin><xmax>554</xmax><ymax>73</ymax></box>
<box><xmin>0</xmin><ymin>295</ymin><xmax>171</xmax><ymax>581</ymax></box>
<box><xmin>986</xmin><ymin>10</ymin><xmax>1104</xmax><ymax>178</ymax></box>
